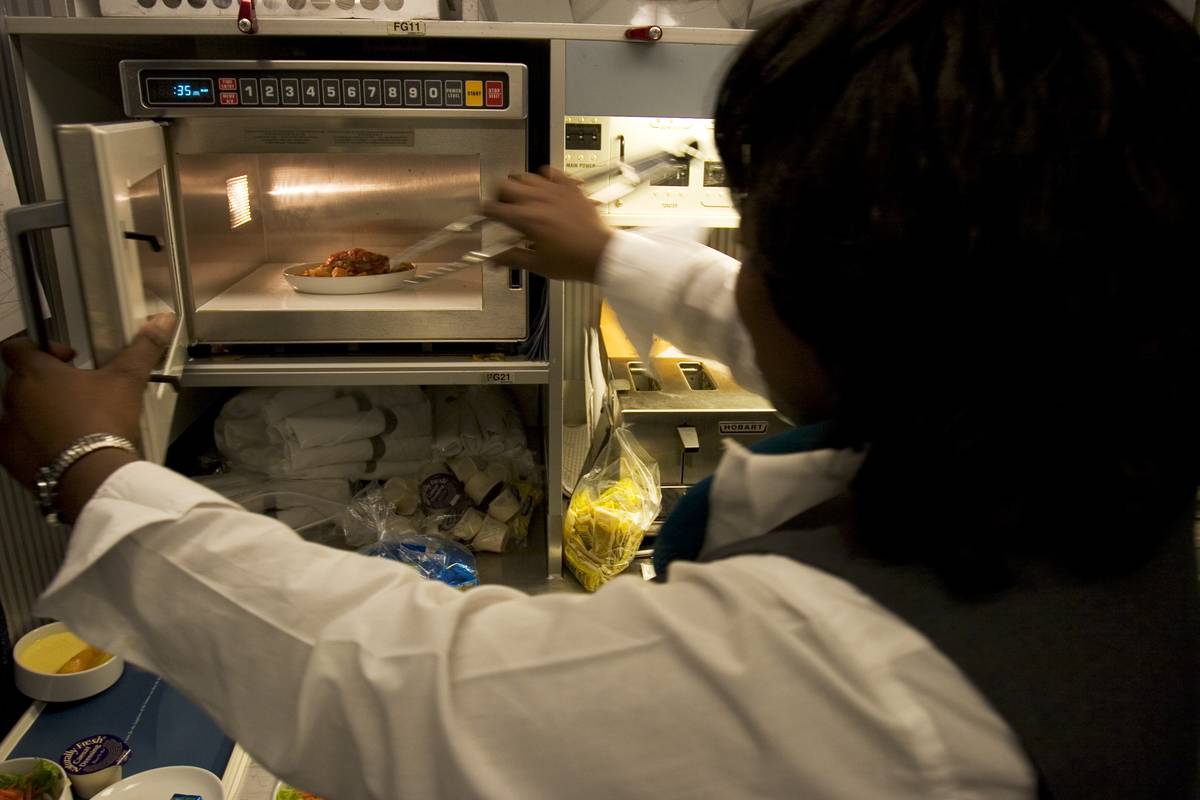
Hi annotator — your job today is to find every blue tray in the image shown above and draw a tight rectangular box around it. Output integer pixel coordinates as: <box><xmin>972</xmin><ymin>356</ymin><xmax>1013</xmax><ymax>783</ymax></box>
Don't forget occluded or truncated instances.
<box><xmin>9</xmin><ymin>665</ymin><xmax>233</xmax><ymax>778</ymax></box>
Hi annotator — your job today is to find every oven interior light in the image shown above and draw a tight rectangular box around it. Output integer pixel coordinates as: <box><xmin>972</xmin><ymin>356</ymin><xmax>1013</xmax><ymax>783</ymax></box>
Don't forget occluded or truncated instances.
<box><xmin>226</xmin><ymin>175</ymin><xmax>252</xmax><ymax>229</ymax></box>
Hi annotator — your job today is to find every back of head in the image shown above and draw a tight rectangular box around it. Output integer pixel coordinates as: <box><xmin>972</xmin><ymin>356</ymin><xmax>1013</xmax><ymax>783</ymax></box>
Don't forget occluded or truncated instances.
<box><xmin>716</xmin><ymin>0</ymin><xmax>1200</xmax><ymax>589</ymax></box>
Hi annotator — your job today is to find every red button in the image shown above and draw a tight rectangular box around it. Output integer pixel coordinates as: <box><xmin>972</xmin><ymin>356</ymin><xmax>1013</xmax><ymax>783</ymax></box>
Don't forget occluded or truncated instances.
<box><xmin>219</xmin><ymin>91</ymin><xmax>239</xmax><ymax>106</ymax></box>
<box><xmin>218</xmin><ymin>77</ymin><xmax>237</xmax><ymax>91</ymax></box>
<box><xmin>485</xmin><ymin>80</ymin><xmax>504</xmax><ymax>108</ymax></box>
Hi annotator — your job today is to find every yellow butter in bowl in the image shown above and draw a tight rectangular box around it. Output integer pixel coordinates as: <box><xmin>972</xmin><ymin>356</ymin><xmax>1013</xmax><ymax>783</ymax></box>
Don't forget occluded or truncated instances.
<box><xmin>19</xmin><ymin>631</ymin><xmax>112</xmax><ymax>675</ymax></box>
<box><xmin>58</xmin><ymin>647</ymin><xmax>112</xmax><ymax>675</ymax></box>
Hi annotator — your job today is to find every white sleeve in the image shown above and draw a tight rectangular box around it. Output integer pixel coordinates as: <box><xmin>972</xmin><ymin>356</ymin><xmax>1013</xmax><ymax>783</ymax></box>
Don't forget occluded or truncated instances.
<box><xmin>38</xmin><ymin>462</ymin><xmax>1034</xmax><ymax>800</ymax></box>
<box><xmin>598</xmin><ymin>229</ymin><xmax>768</xmax><ymax>396</ymax></box>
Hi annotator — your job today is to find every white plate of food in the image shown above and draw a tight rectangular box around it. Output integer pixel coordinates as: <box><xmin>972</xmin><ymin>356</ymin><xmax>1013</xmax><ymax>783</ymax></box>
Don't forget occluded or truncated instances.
<box><xmin>92</xmin><ymin>766</ymin><xmax>224</xmax><ymax>800</ymax></box>
<box><xmin>283</xmin><ymin>248</ymin><xmax>416</xmax><ymax>295</ymax></box>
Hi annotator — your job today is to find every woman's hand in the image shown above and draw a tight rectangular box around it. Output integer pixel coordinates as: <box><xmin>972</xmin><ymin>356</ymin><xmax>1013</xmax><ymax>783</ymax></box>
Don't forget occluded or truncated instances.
<box><xmin>483</xmin><ymin>167</ymin><xmax>613</xmax><ymax>283</ymax></box>
<box><xmin>0</xmin><ymin>314</ymin><xmax>175</xmax><ymax>489</ymax></box>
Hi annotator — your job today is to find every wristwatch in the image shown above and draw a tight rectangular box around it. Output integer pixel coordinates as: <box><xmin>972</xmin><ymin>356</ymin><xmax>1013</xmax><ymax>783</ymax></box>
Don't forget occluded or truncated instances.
<box><xmin>36</xmin><ymin>433</ymin><xmax>139</xmax><ymax>525</ymax></box>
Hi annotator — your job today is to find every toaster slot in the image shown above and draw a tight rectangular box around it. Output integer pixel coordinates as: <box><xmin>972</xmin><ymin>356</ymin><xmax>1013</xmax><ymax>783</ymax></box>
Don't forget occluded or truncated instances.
<box><xmin>628</xmin><ymin>362</ymin><xmax>662</xmax><ymax>392</ymax></box>
<box><xmin>678</xmin><ymin>362</ymin><xmax>716</xmax><ymax>390</ymax></box>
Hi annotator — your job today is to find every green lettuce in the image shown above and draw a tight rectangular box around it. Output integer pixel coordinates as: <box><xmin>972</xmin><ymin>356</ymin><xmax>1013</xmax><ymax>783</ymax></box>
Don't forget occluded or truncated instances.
<box><xmin>0</xmin><ymin>759</ymin><xmax>64</xmax><ymax>799</ymax></box>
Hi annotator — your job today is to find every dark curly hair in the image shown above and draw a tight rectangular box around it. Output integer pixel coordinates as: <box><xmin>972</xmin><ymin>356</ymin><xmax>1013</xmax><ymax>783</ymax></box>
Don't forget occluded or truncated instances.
<box><xmin>715</xmin><ymin>0</ymin><xmax>1200</xmax><ymax>591</ymax></box>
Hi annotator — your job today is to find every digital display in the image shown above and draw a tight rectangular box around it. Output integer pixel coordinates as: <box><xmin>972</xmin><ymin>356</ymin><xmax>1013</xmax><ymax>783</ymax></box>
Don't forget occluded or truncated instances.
<box><xmin>146</xmin><ymin>78</ymin><xmax>215</xmax><ymax>105</ymax></box>
<box><xmin>703</xmin><ymin>161</ymin><xmax>728</xmax><ymax>188</ymax></box>
<box><xmin>651</xmin><ymin>155</ymin><xmax>691</xmax><ymax>187</ymax></box>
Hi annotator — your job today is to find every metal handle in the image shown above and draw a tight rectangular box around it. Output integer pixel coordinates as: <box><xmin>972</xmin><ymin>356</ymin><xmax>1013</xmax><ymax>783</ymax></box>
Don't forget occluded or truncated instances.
<box><xmin>123</xmin><ymin>231</ymin><xmax>163</xmax><ymax>252</ymax></box>
<box><xmin>3</xmin><ymin>200</ymin><xmax>69</xmax><ymax>352</ymax></box>
<box><xmin>678</xmin><ymin>425</ymin><xmax>700</xmax><ymax>453</ymax></box>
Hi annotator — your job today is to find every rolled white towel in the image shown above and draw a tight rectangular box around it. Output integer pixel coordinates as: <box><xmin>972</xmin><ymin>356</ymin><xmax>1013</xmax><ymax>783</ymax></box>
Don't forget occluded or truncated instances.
<box><xmin>365</xmin><ymin>460</ymin><xmax>432</xmax><ymax>480</ymax></box>
<box><xmin>286</xmin><ymin>436</ymin><xmax>435</xmax><ymax>472</ymax></box>
<box><xmin>285</xmin><ymin>403</ymin><xmax>433</xmax><ymax>450</ymax></box>
<box><xmin>432</xmin><ymin>387</ymin><xmax>527</xmax><ymax>459</ymax></box>
<box><xmin>263</xmin><ymin>388</ymin><xmax>339</xmax><ymax>425</ymax></box>
<box><xmin>289</xmin><ymin>459</ymin><xmax>428</xmax><ymax>480</ymax></box>
<box><xmin>285</xmin><ymin>406</ymin><xmax>389</xmax><ymax>449</ymax></box>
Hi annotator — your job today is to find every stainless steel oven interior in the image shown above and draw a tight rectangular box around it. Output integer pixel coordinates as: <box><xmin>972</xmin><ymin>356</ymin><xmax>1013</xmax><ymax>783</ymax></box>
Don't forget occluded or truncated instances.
<box><xmin>127</xmin><ymin>61</ymin><xmax>531</xmax><ymax>346</ymax></box>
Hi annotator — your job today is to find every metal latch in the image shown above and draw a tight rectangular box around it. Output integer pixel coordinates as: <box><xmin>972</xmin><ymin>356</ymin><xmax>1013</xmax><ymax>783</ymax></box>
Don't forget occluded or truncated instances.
<box><xmin>677</xmin><ymin>425</ymin><xmax>700</xmax><ymax>454</ymax></box>
<box><xmin>237</xmin><ymin>0</ymin><xmax>258</xmax><ymax>34</ymax></box>
<box><xmin>625</xmin><ymin>25</ymin><xmax>663</xmax><ymax>42</ymax></box>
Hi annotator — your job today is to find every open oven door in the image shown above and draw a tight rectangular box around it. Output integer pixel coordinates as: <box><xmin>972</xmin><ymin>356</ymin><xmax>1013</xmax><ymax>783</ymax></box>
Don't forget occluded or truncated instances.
<box><xmin>55</xmin><ymin>121</ymin><xmax>186</xmax><ymax>464</ymax></box>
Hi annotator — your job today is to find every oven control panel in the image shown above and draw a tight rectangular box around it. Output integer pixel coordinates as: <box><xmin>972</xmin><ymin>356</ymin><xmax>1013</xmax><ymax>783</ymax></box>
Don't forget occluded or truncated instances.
<box><xmin>566</xmin><ymin>116</ymin><xmax>738</xmax><ymax>228</ymax></box>
<box><xmin>120</xmin><ymin>60</ymin><xmax>527</xmax><ymax>119</ymax></box>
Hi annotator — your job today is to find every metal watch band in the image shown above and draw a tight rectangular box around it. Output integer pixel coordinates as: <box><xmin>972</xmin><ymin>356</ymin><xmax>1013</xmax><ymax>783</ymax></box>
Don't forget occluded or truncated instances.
<box><xmin>36</xmin><ymin>433</ymin><xmax>139</xmax><ymax>526</ymax></box>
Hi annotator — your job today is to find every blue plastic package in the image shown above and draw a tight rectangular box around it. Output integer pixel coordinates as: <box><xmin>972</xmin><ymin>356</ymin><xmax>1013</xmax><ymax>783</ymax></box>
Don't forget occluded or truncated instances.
<box><xmin>359</xmin><ymin>534</ymin><xmax>480</xmax><ymax>589</ymax></box>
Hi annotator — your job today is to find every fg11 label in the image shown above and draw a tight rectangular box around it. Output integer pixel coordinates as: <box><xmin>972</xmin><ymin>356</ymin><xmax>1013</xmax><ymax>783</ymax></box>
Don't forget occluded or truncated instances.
<box><xmin>389</xmin><ymin>20</ymin><xmax>427</xmax><ymax>35</ymax></box>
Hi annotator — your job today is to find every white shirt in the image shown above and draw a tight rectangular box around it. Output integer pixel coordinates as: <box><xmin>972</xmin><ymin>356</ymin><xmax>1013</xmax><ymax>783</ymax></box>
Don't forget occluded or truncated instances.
<box><xmin>36</xmin><ymin>231</ymin><xmax>1036</xmax><ymax>800</ymax></box>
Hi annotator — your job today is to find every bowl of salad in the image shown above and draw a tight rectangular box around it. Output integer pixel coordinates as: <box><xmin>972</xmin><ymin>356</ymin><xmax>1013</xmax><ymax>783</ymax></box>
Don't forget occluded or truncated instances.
<box><xmin>0</xmin><ymin>757</ymin><xmax>72</xmax><ymax>800</ymax></box>
<box><xmin>273</xmin><ymin>781</ymin><xmax>327</xmax><ymax>800</ymax></box>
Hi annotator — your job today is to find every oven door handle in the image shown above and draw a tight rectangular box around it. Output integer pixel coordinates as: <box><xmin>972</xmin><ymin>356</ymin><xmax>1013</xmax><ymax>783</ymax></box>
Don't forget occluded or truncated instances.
<box><xmin>5</xmin><ymin>201</ymin><xmax>183</xmax><ymax>387</ymax></box>
<box><xmin>4</xmin><ymin>200</ymin><xmax>69</xmax><ymax>352</ymax></box>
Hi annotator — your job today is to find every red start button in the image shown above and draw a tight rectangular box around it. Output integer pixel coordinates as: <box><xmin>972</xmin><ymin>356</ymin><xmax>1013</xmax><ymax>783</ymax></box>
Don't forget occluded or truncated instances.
<box><xmin>218</xmin><ymin>77</ymin><xmax>237</xmax><ymax>91</ymax></box>
<box><xmin>219</xmin><ymin>91</ymin><xmax>240</xmax><ymax>106</ymax></box>
<box><xmin>485</xmin><ymin>80</ymin><xmax>504</xmax><ymax>108</ymax></box>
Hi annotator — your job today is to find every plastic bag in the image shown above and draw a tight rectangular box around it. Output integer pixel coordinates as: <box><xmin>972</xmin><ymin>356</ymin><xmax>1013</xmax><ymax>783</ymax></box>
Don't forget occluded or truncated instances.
<box><xmin>359</xmin><ymin>535</ymin><xmax>480</xmax><ymax>590</ymax></box>
<box><xmin>377</xmin><ymin>455</ymin><xmax>545</xmax><ymax>554</ymax></box>
<box><xmin>192</xmin><ymin>472</ymin><xmax>353</xmax><ymax>547</ymax></box>
<box><xmin>431</xmin><ymin>386</ymin><xmax>527</xmax><ymax>460</ymax></box>
<box><xmin>563</xmin><ymin>427</ymin><xmax>661</xmax><ymax>592</ymax></box>
<box><xmin>338</xmin><ymin>482</ymin><xmax>422</xmax><ymax>549</ymax></box>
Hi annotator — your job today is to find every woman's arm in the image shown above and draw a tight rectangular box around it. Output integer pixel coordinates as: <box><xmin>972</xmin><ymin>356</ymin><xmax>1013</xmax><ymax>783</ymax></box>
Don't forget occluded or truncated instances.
<box><xmin>485</xmin><ymin>169</ymin><xmax>766</xmax><ymax>394</ymax></box>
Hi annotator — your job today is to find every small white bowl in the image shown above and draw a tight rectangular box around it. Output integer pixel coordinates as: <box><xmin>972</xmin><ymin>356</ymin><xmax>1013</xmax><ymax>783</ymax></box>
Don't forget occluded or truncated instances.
<box><xmin>92</xmin><ymin>766</ymin><xmax>224</xmax><ymax>800</ymax></box>
<box><xmin>13</xmin><ymin>622</ymin><xmax>124</xmax><ymax>703</ymax></box>
<box><xmin>0</xmin><ymin>756</ymin><xmax>74</xmax><ymax>800</ymax></box>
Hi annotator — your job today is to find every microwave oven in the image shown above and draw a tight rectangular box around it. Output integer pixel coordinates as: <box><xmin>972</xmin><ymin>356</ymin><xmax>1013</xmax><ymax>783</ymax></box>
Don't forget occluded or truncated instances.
<box><xmin>11</xmin><ymin>59</ymin><xmax>535</xmax><ymax>374</ymax></box>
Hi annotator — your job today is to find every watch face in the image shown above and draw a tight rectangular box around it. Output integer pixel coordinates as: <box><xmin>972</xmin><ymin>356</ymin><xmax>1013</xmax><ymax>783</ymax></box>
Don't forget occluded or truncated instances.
<box><xmin>36</xmin><ymin>471</ymin><xmax>58</xmax><ymax>520</ymax></box>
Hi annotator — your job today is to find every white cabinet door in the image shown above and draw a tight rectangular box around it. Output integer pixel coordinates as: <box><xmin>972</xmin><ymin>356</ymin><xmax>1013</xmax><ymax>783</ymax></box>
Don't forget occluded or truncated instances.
<box><xmin>56</xmin><ymin>121</ymin><xmax>186</xmax><ymax>463</ymax></box>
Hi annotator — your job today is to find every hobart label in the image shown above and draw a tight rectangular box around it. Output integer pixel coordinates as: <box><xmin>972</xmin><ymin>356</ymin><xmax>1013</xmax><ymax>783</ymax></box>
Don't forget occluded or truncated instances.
<box><xmin>719</xmin><ymin>421</ymin><xmax>769</xmax><ymax>435</ymax></box>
